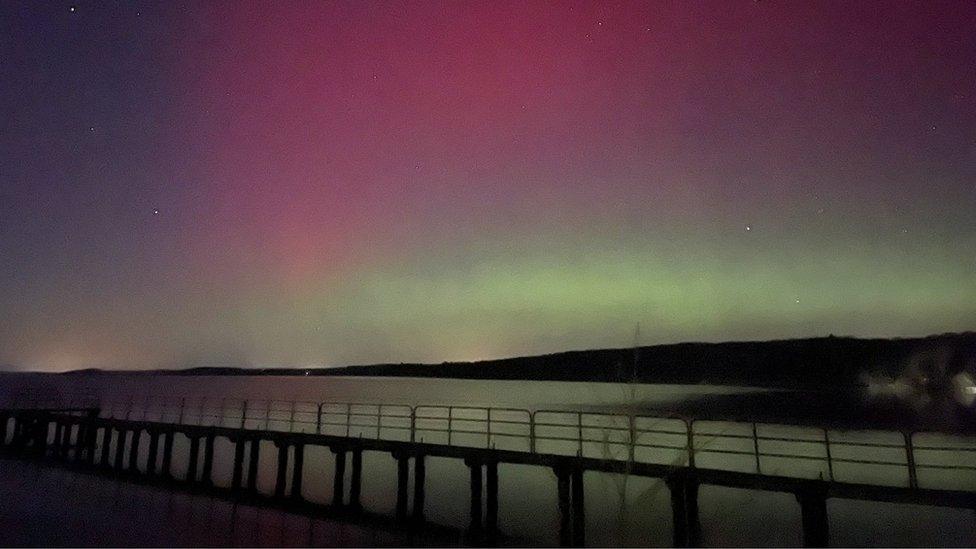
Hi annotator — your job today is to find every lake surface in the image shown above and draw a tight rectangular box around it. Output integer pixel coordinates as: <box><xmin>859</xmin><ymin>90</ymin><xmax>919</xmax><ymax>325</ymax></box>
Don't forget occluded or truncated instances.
<box><xmin>0</xmin><ymin>372</ymin><xmax>771</xmax><ymax>412</ymax></box>
<box><xmin>2</xmin><ymin>373</ymin><xmax>974</xmax><ymax>546</ymax></box>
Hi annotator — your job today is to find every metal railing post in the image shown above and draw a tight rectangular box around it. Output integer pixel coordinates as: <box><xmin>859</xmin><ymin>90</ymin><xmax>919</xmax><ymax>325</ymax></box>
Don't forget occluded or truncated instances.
<box><xmin>752</xmin><ymin>423</ymin><xmax>762</xmax><ymax>474</ymax></box>
<box><xmin>448</xmin><ymin>406</ymin><xmax>453</xmax><ymax>446</ymax></box>
<box><xmin>628</xmin><ymin>414</ymin><xmax>636</xmax><ymax>462</ymax></box>
<box><xmin>824</xmin><ymin>429</ymin><xmax>834</xmax><ymax>481</ymax></box>
<box><xmin>377</xmin><ymin>404</ymin><xmax>382</xmax><ymax>439</ymax></box>
<box><xmin>177</xmin><ymin>398</ymin><xmax>186</xmax><ymax>425</ymax></box>
<box><xmin>905</xmin><ymin>432</ymin><xmax>918</xmax><ymax>489</ymax></box>
<box><xmin>410</xmin><ymin>406</ymin><xmax>416</xmax><ymax>443</ymax></box>
<box><xmin>577</xmin><ymin>411</ymin><xmax>583</xmax><ymax>457</ymax></box>
<box><xmin>316</xmin><ymin>403</ymin><xmax>323</xmax><ymax>434</ymax></box>
<box><xmin>530</xmin><ymin>411</ymin><xmax>537</xmax><ymax>454</ymax></box>
<box><xmin>240</xmin><ymin>400</ymin><xmax>248</xmax><ymax>430</ymax></box>
<box><xmin>289</xmin><ymin>401</ymin><xmax>296</xmax><ymax>432</ymax></box>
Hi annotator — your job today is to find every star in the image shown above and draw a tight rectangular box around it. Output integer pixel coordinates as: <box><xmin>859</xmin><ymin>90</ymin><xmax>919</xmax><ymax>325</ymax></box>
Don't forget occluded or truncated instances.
<box><xmin>795</xmin><ymin>298</ymin><xmax>801</xmax><ymax>304</ymax></box>
<box><xmin>69</xmin><ymin>6</ymin><xmax>76</xmax><ymax>12</ymax></box>
<box><xmin>152</xmin><ymin>209</ymin><xmax>159</xmax><ymax>215</ymax></box>
<box><xmin>745</xmin><ymin>225</ymin><xmax>752</xmax><ymax>231</ymax></box>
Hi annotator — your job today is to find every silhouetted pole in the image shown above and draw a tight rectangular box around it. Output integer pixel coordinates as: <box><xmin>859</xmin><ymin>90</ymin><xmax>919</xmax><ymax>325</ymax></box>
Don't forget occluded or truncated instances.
<box><xmin>668</xmin><ymin>475</ymin><xmax>689</xmax><ymax>547</ymax></box>
<box><xmin>59</xmin><ymin>423</ymin><xmax>71</xmax><ymax>459</ymax></box>
<box><xmin>231</xmin><ymin>437</ymin><xmax>245</xmax><ymax>491</ymax></box>
<box><xmin>83</xmin><ymin>416</ymin><xmax>98</xmax><ymax>464</ymax></box>
<box><xmin>412</xmin><ymin>454</ymin><xmax>426</xmax><ymax>524</ymax></box>
<box><xmin>333</xmin><ymin>448</ymin><xmax>347</xmax><ymax>506</ymax></box>
<box><xmin>349</xmin><ymin>448</ymin><xmax>363</xmax><ymax>511</ymax></box>
<box><xmin>798</xmin><ymin>486</ymin><xmax>829</xmax><ymax>547</ymax></box>
<box><xmin>556</xmin><ymin>466</ymin><xmax>572</xmax><ymax>547</ymax></box>
<box><xmin>201</xmin><ymin>434</ymin><xmax>215</xmax><ymax>486</ymax></box>
<box><xmin>146</xmin><ymin>430</ymin><xmax>160</xmax><ymax>476</ymax></box>
<box><xmin>467</xmin><ymin>458</ymin><xmax>483</xmax><ymax>537</ymax></box>
<box><xmin>571</xmin><ymin>468</ymin><xmax>585</xmax><ymax>547</ymax></box>
<box><xmin>486</xmin><ymin>460</ymin><xmax>499</xmax><ymax>544</ymax></box>
<box><xmin>114</xmin><ymin>429</ymin><xmax>127</xmax><ymax>470</ymax></box>
<box><xmin>128</xmin><ymin>430</ymin><xmax>142</xmax><ymax>473</ymax></box>
<box><xmin>275</xmin><ymin>441</ymin><xmax>289</xmax><ymax>498</ymax></box>
<box><xmin>395</xmin><ymin>452</ymin><xmax>409</xmax><ymax>521</ymax></box>
<box><xmin>161</xmin><ymin>430</ymin><xmax>174</xmax><ymax>479</ymax></box>
<box><xmin>186</xmin><ymin>435</ymin><xmax>200</xmax><ymax>483</ymax></box>
<box><xmin>291</xmin><ymin>442</ymin><xmax>305</xmax><ymax>500</ymax></box>
<box><xmin>100</xmin><ymin>427</ymin><xmax>112</xmax><ymax>467</ymax></box>
<box><xmin>247</xmin><ymin>438</ymin><xmax>260</xmax><ymax>493</ymax></box>
<box><xmin>53</xmin><ymin>421</ymin><xmax>64</xmax><ymax>456</ymax></box>
<box><xmin>686</xmin><ymin>475</ymin><xmax>701</xmax><ymax>547</ymax></box>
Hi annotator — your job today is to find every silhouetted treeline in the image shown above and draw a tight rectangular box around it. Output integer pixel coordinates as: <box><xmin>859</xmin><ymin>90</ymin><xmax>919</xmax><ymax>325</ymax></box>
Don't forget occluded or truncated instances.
<box><xmin>68</xmin><ymin>332</ymin><xmax>976</xmax><ymax>390</ymax></box>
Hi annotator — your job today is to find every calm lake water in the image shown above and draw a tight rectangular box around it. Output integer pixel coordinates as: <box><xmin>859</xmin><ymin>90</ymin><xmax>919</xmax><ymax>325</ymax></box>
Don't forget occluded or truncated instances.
<box><xmin>2</xmin><ymin>373</ymin><xmax>974</xmax><ymax>546</ymax></box>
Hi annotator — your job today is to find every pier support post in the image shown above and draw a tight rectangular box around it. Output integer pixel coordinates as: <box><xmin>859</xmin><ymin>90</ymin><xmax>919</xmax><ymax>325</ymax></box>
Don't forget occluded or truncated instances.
<box><xmin>571</xmin><ymin>468</ymin><xmax>585</xmax><ymax>547</ymax></box>
<box><xmin>669</xmin><ymin>475</ymin><xmax>688</xmax><ymax>547</ymax></box>
<box><xmin>556</xmin><ymin>466</ymin><xmax>572</xmax><ymax>547</ymax></box>
<box><xmin>333</xmin><ymin>448</ymin><xmax>347</xmax><ymax>506</ymax></box>
<box><xmin>114</xmin><ymin>429</ymin><xmax>127</xmax><ymax>471</ymax></box>
<box><xmin>129</xmin><ymin>430</ymin><xmax>142</xmax><ymax>473</ymax></box>
<box><xmin>486</xmin><ymin>460</ymin><xmax>499</xmax><ymax>544</ymax></box>
<box><xmin>466</xmin><ymin>458</ymin><xmax>483</xmax><ymax>538</ymax></box>
<box><xmin>291</xmin><ymin>443</ymin><xmax>305</xmax><ymax>501</ymax></box>
<box><xmin>247</xmin><ymin>438</ymin><xmax>261</xmax><ymax>493</ymax></box>
<box><xmin>186</xmin><ymin>435</ymin><xmax>200</xmax><ymax>483</ymax></box>
<box><xmin>412</xmin><ymin>453</ymin><xmax>426</xmax><ymax>524</ymax></box>
<box><xmin>0</xmin><ymin>414</ymin><xmax>7</xmax><ymax>448</ymax></box>
<box><xmin>32</xmin><ymin>416</ymin><xmax>50</xmax><ymax>456</ymax></box>
<box><xmin>554</xmin><ymin>463</ymin><xmax>585</xmax><ymax>547</ymax></box>
<box><xmin>73</xmin><ymin>421</ymin><xmax>86</xmax><ymax>461</ymax></box>
<box><xmin>146</xmin><ymin>430</ymin><xmax>160</xmax><ymax>476</ymax></box>
<box><xmin>9</xmin><ymin>417</ymin><xmax>23</xmax><ymax>451</ymax></box>
<box><xmin>100</xmin><ymin>427</ymin><xmax>112</xmax><ymax>467</ymax></box>
<box><xmin>275</xmin><ymin>441</ymin><xmax>289</xmax><ymax>498</ymax></box>
<box><xmin>232</xmin><ymin>437</ymin><xmax>245</xmax><ymax>492</ymax></box>
<box><xmin>83</xmin><ymin>411</ymin><xmax>100</xmax><ymax>464</ymax></box>
<box><xmin>53</xmin><ymin>421</ymin><xmax>64</xmax><ymax>457</ymax></box>
<box><xmin>201</xmin><ymin>434</ymin><xmax>215</xmax><ymax>486</ymax></box>
<box><xmin>59</xmin><ymin>423</ymin><xmax>72</xmax><ymax>459</ymax></box>
<box><xmin>161</xmin><ymin>430</ymin><xmax>174</xmax><ymax>479</ymax></box>
<box><xmin>798</xmin><ymin>487</ymin><xmax>829</xmax><ymax>547</ymax></box>
<box><xmin>395</xmin><ymin>453</ymin><xmax>409</xmax><ymax>522</ymax></box>
<box><xmin>82</xmin><ymin>418</ymin><xmax>97</xmax><ymax>464</ymax></box>
<box><xmin>349</xmin><ymin>448</ymin><xmax>363</xmax><ymax>510</ymax></box>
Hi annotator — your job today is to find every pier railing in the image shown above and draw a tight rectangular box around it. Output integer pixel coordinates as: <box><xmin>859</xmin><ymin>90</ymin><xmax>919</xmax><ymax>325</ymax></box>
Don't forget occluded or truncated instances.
<box><xmin>5</xmin><ymin>393</ymin><xmax>976</xmax><ymax>492</ymax></box>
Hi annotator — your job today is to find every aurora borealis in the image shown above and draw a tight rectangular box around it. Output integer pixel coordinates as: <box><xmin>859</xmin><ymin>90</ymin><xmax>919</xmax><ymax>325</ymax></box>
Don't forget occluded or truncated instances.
<box><xmin>1</xmin><ymin>1</ymin><xmax>974</xmax><ymax>372</ymax></box>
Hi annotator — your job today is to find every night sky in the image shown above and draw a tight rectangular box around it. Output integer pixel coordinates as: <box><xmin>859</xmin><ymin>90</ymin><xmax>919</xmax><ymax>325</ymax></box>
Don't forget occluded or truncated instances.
<box><xmin>1</xmin><ymin>1</ymin><xmax>974</xmax><ymax>372</ymax></box>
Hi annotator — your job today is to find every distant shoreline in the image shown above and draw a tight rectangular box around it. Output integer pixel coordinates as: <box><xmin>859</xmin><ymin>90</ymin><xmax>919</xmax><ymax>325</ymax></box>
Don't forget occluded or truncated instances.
<box><xmin>40</xmin><ymin>331</ymin><xmax>976</xmax><ymax>391</ymax></box>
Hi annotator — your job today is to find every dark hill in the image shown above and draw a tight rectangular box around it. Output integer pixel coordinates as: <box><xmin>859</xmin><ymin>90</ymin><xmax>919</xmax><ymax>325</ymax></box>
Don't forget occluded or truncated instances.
<box><xmin>74</xmin><ymin>332</ymin><xmax>976</xmax><ymax>391</ymax></box>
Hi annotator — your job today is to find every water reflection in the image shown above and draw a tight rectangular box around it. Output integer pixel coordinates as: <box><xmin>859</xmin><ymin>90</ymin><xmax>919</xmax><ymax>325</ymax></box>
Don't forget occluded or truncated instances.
<box><xmin>0</xmin><ymin>459</ymin><xmax>451</xmax><ymax>547</ymax></box>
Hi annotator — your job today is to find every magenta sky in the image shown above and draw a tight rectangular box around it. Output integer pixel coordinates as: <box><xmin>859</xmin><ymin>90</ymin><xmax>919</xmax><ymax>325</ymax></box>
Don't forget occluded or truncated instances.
<box><xmin>1</xmin><ymin>1</ymin><xmax>974</xmax><ymax>371</ymax></box>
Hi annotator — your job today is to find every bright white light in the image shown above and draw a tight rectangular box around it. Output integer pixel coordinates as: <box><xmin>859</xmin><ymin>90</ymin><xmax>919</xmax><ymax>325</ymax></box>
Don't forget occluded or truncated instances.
<box><xmin>952</xmin><ymin>372</ymin><xmax>976</xmax><ymax>407</ymax></box>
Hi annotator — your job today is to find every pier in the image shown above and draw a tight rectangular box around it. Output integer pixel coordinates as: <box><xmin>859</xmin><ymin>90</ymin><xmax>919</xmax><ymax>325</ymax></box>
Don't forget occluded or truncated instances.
<box><xmin>2</xmin><ymin>398</ymin><xmax>975</xmax><ymax>547</ymax></box>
